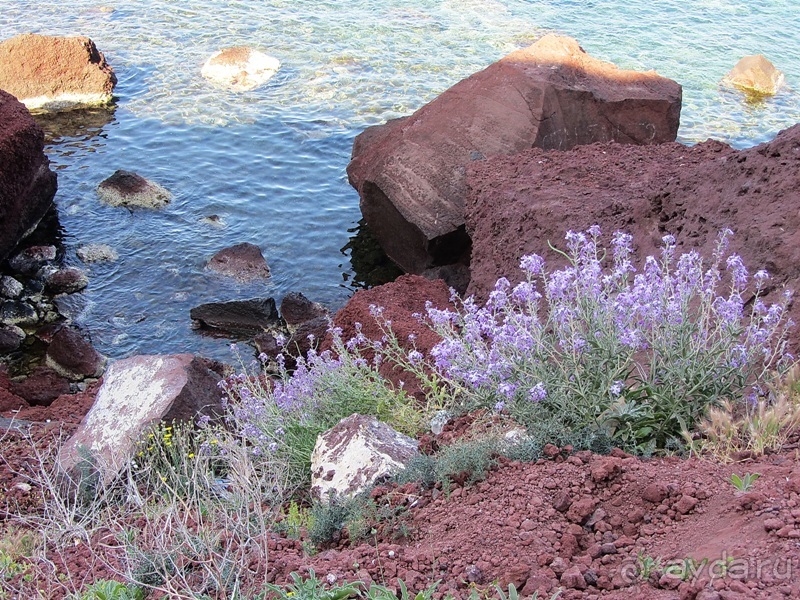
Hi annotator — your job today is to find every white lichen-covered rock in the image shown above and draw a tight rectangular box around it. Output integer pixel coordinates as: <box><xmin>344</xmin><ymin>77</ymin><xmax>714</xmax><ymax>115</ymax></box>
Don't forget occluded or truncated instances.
<box><xmin>201</xmin><ymin>47</ymin><xmax>280</xmax><ymax>92</ymax></box>
<box><xmin>58</xmin><ymin>354</ymin><xmax>222</xmax><ymax>487</ymax></box>
<box><xmin>96</xmin><ymin>170</ymin><xmax>172</xmax><ymax>209</ymax></box>
<box><xmin>311</xmin><ymin>414</ymin><xmax>419</xmax><ymax>501</ymax></box>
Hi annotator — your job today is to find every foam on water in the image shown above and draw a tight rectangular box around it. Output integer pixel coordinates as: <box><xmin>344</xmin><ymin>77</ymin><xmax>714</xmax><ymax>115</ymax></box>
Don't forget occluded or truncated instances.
<box><xmin>1</xmin><ymin>0</ymin><xmax>798</xmax><ymax>360</ymax></box>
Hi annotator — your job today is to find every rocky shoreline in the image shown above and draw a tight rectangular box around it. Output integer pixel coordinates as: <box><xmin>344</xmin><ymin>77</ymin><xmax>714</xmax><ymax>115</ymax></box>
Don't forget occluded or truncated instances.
<box><xmin>1</xmin><ymin>27</ymin><xmax>798</xmax><ymax>600</ymax></box>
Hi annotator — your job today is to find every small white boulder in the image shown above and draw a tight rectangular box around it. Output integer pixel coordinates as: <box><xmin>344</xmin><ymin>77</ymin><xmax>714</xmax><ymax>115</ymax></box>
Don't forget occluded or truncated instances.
<box><xmin>201</xmin><ymin>47</ymin><xmax>281</xmax><ymax>92</ymax></box>
<box><xmin>311</xmin><ymin>414</ymin><xmax>419</xmax><ymax>502</ymax></box>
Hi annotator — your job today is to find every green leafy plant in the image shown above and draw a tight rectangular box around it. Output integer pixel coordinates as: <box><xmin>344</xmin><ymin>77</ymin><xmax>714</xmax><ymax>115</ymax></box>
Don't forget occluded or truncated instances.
<box><xmin>71</xmin><ymin>580</ymin><xmax>145</xmax><ymax>600</ymax></box>
<box><xmin>730</xmin><ymin>472</ymin><xmax>760</xmax><ymax>492</ymax></box>
<box><xmin>263</xmin><ymin>569</ymin><xmax>360</xmax><ymax>600</ymax></box>
<box><xmin>493</xmin><ymin>583</ymin><xmax>562</xmax><ymax>600</ymax></box>
<box><xmin>636</xmin><ymin>553</ymin><xmax>663</xmax><ymax>580</ymax></box>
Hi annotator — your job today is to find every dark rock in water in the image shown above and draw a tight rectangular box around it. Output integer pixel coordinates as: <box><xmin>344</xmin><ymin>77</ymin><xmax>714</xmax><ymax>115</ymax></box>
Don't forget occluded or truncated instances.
<box><xmin>347</xmin><ymin>34</ymin><xmax>681</xmax><ymax>275</ymax></box>
<box><xmin>53</xmin><ymin>293</ymin><xmax>88</xmax><ymax>321</ymax></box>
<box><xmin>0</xmin><ymin>33</ymin><xmax>116</xmax><ymax>111</ymax></box>
<box><xmin>8</xmin><ymin>245</ymin><xmax>57</xmax><ymax>274</ymax></box>
<box><xmin>43</xmin><ymin>266</ymin><xmax>89</xmax><ymax>294</ymax></box>
<box><xmin>280</xmin><ymin>292</ymin><xmax>328</xmax><ymax>329</ymax></box>
<box><xmin>10</xmin><ymin>366</ymin><xmax>70</xmax><ymax>407</ymax></box>
<box><xmin>207</xmin><ymin>242</ymin><xmax>271</xmax><ymax>282</ymax></box>
<box><xmin>0</xmin><ymin>300</ymin><xmax>38</xmax><ymax>326</ymax></box>
<box><xmin>190</xmin><ymin>298</ymin><xmax>280</xmax><ymax>336</ymax></box>
<box><xmin>97</xmin><ymin>170</ymin><xmax>171</xmax><ymax>209</ymax></box>
<box><xmin>0</xmin><ymin>325</ymin><xmax>25</xmax><ymax>354</ymax></box>
<box><xmin>45</xmin><ymin>326</ymin><xmax>106</xmax><ymax>381</ymax></box>
<box><xmin>0</xmin><ymin>91</ymin><xmax>58</xmax><ymax>263</ymax></box>
<box><xmin>0</xmin><ymin>276</ymin><xmax>23</xmax><ymax>299</ymax></box>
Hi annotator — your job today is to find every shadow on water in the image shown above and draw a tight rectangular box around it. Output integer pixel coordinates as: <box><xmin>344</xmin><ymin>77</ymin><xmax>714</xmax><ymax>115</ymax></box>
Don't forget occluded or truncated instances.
<box><xmin>31</xmin><ymin>106</ymin><xmax>117</xmax><ymax>144</ymax></box>
<box><xmin>340</xmin><ymin>218</ymin><xmax>404</xmax><ymax>290</ymax></box>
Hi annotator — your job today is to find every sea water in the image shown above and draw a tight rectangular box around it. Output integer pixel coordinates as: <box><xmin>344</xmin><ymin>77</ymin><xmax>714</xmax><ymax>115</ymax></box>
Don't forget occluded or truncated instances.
<box><xmin>1</xmin><ymin>0</ymin><xmax>798</xmax><ymax>361</ymax></box>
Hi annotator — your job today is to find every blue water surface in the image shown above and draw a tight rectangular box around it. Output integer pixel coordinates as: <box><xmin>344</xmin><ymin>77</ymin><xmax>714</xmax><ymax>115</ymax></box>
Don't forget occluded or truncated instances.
<box><xmin>1</xmin><ymin>0</ymin><xmax>798</xmax><ymax>360</ymax></box>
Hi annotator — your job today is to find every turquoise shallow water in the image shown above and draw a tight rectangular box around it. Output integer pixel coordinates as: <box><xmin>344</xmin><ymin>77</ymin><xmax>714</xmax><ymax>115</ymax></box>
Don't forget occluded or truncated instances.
<box><xmin>1</xmin><ymin>1</ymin><xmax>798</xmax><ymax>360</ymax></box>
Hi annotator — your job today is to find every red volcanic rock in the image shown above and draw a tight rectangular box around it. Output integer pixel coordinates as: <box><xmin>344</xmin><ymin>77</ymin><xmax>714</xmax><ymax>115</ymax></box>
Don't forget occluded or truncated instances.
<box><xmin>327</xmin><ymin>275</ymin><xmax>453</xmax><ymax>400</ymax></box>
<box><xmin>9</xmin><ymin>366</ymin><xmax>71</xmax><ymax>407</ymax></box>
<box><xmin>347</xmin><ymin>34</ymin><xmax>681</xmax><ymax>275</ymax></box>
<box><xmin>465</xmin><ymin>124</ymin><xmax>800</xmax><ymax>337</ymax></box>
<box><xmin>0</xmin><ymin>33</ymin><xmax>116</xmax><ymax>111</ymax></box>
<box><xmin>0</xmin><ymin>91</ymin><xmax>58</xmax><ymax>262</ymax></box>
<box><xmin>45</xmin><ymin>326</ymin><xmax>106</xmax><ymax>381</ymax></box>
<box><xmin>207</xmin><ymin>242</ymin><xmax>271</xmax><ymax>282</ymax></box>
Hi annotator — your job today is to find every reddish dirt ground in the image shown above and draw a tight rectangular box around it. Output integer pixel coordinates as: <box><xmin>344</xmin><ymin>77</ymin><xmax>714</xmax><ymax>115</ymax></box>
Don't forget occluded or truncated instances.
<box><xmin>3</xmin><ymin>383</ymin><xmax>800</xmax><ymax>600</ymax></box>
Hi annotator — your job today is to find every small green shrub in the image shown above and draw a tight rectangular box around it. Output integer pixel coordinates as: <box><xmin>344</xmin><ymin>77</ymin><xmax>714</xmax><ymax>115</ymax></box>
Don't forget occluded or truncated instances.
<box><xmin>72</xmin><ymin>580</ymin><xmax>145</xmax><ymax>600</ymax></box>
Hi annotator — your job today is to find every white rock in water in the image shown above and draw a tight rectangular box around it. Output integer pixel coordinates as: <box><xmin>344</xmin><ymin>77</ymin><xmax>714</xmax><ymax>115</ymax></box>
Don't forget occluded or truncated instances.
<box><xmin>201</xmin><ymin>47</ymin><xmax>281</xmax><ymax>92</ymax></box>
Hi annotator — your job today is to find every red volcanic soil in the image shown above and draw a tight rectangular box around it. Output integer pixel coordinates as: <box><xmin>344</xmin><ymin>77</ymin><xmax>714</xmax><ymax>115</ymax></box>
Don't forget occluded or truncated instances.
<box><xmin>3</xmin><ymin>379</ymin><xmax>800</xmax><ymax>599</ymax></box>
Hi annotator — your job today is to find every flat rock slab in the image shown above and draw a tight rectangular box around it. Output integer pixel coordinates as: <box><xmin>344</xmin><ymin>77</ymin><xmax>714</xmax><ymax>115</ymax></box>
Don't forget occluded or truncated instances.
<box><xmin>347</xmin><ymin>34</ymin><xmax>681</xmax><ymax>274</ymax></box>
<box><xmin>0</xmin><ymin>33</ymin><xmax>116</xmax><ymax>111</ymax></box>
<box><xmin>311</xmin><ymin>413</ymin><xmax>419</xmax><ymax>501</ymax></box>
<box><xmin>58</xmin><ymin>354</ymin><xmax>223</xmax><ymax>487</ymax></box>
<box><xmin>190</xmin><ymin>297</ymin><xmax>280</xmax><ymax>336</ymax></box>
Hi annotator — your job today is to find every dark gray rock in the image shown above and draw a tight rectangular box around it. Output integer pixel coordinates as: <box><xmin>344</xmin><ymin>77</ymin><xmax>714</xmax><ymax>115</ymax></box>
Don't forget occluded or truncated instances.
<box><xmin>8</xmin><ymin>245</ymin><xmax>56</xmax><ymax>274</ymax></box>
<box><xmin>280</xmin><ymin>292</ymin><xmax>328</xmax><ymax>329</ymax></box>
<box><xmin>190</xmin><ymin>298</ymin><xmax>280</xmax><ymax>336</ymax></box>
<box><xmin>0</xmin><ymin>325</ymin><xmax>25</xmax><ymax>354</ymax></box>
<box><xmin>0</xmin><ymin>300</ymin><xmax>38</xmax><ymax>326</ymax></box>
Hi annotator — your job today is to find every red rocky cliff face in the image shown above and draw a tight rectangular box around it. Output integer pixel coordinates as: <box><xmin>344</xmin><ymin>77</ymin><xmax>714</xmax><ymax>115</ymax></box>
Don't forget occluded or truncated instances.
<box><xmin>0</xmin><ymin>90</ymin><xmax>58</xmax><ymax>262</ymax></box>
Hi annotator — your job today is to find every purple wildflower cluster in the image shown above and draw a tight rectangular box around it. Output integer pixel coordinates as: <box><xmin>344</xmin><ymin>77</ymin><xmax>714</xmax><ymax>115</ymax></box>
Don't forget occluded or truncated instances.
<box><xmin>426</xmin><ymin>227</ymin><xmax>794</xmax><ymax>447</ymax></box>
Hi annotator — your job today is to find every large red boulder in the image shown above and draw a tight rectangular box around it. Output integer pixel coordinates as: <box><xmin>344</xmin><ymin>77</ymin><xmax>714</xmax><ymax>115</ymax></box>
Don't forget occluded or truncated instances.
<box><xmin>0</xmin><ymin>90</ymin><xmax>58</xmax><ymax>262</ymax></box>
<box><xmin>347</xmin><ymin>34</ymin><xmax>681</xmax><ymax>276</ymax></box>
<box><xmin>465</xmin><ymin>123</ymin><xmax>800</xmax><ymax>335</ymax></box>
<box><xmin>0</xmin><ymin>34</ymin><xmax>116</xmax><ymax>111</ymax></box>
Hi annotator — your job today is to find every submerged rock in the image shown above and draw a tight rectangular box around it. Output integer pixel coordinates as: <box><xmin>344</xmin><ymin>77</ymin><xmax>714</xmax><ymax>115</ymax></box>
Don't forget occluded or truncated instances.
<box><xmin>190</xmin><ymin>298</ymin><xmax>280</xmax><ymax>336</ymax></box>
<box><xmin>207</xmin><ymin>242</ymin><xmax>271</xmax><ymax>282</ymax></box>
<box><xmin>97</xmin><ymin>170</ymin><xmax>172</xmax><ymax>209</ymax></box>
<box><xmin>201</xmin><ymin>47</ymin><xmax>281</xmax><ymax>92</ymax></box>
<box><xmin>0</xmin><ymin>91</ymin><xmax>58</xmax><ymax>263</ymax></box>
<box><xmin>723</xmin><ymin>55</ymin><xmax>785</xmax><ymax>96</ymax></box>
<box><xmin>77</xmin><ymin>243</ymin><xmax>118</xmax><ymax>263</ymax></box>
<box><xmin>0</xmin><ymin>33</ymin><xmax>116</xmax><ymax>111</ymax></box>
<box><xmin>347</xmin><ymin>34</ymin><xmax>681</xmax><ymax>275</ymax></box>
